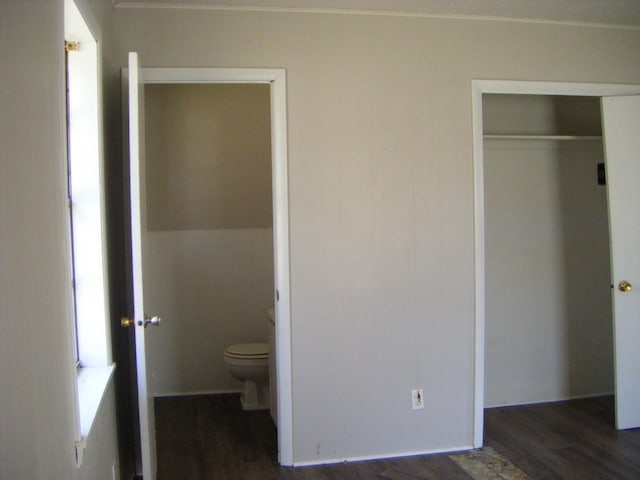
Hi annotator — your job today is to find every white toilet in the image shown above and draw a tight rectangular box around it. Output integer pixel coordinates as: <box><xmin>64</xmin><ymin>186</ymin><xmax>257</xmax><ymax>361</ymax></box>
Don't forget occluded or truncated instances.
<box><xmin>223</xmin><ymin>342</ymin><xmax>269</xmax><ymax>410</ymax></box>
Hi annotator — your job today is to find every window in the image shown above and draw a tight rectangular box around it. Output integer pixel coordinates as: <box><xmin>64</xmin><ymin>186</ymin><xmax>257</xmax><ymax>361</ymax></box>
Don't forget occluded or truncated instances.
<box><xmin>64</xmin><ymin>0</ymin><xmax>114</xmax><ymax>465</ymax></box>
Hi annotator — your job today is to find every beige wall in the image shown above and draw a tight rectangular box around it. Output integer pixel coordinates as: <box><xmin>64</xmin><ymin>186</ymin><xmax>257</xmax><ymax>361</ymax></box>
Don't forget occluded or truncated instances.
<box><xmin>144</xmin><ymin>229</ymin><xmax>274</xmax><ymax>395</ymax></box>
<box><xmin>117</xmin><ymin>7</ymin><xmax>639</xmax><ymax>465</ymax></box>
<box><xmin>145</xmin><ymin>83</ymin><xmax>272</xmax><ymax>231</ymax></box>
<box><xmin>483</xmin><ymin>94</ymin><xmax>603</xmax><ymax>136</ymax></box>
<box><xmin>485</xmin><ymin>140</ymin><xmax>613</xmax><ymax>407</ymax></box>
<box><xmin>0</xmin><ymin>0</ymin><xmax>121</xmax><ymax>478</ymax></box>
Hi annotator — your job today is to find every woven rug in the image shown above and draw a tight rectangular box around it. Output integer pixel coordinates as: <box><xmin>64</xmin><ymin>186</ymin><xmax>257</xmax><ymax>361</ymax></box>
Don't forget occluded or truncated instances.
<box><xmin>378</xmin><ymin>447</ymin><xmax>532</xmax><ymax>480</ymax></box>
<box><xmin>449</xmin><ymin>447</ymin><xmax>532</xmax><ymax>480</ymax></box>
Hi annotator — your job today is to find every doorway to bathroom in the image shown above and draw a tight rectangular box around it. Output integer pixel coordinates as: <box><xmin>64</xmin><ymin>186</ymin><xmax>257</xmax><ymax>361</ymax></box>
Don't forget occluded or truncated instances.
<box><xmin>143</xmin><ymin>82</ymin><xmax>275</xmax><ymax>405</ymax></box>
<box><xmin>125</xmin><ymin>61</ymin><xmax>293</xmax><ymax>478</ymax></box>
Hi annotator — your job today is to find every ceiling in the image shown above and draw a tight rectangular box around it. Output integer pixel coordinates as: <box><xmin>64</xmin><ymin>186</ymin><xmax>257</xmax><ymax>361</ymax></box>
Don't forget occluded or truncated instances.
<box><xmin>114</xmin><ymin>0</ymin><xmax>640</xmax><ymax>27</ymax></box>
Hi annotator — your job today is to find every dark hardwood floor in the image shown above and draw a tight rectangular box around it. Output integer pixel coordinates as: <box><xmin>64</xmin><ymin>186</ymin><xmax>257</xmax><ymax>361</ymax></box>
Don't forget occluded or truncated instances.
<box><xmin>155</xmin><ymin>394</ymin><xmax>473</xmax><ymax>479</ymax></box>
<box><xmin>155</xmin><ymin>394</ymin><xmax>640</xmax><ymax>479</ymax></box>
<box><xmin>485</xmin><ymin>396</ymin><xmax>640</xmax><ymax>479</ymax></box>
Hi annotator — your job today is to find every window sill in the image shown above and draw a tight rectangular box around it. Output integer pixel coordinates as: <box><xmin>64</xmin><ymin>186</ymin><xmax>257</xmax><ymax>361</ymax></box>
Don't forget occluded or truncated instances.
<box><xmin>75</xmin><ymin>364</ymin><xmax>115</xmax><ymax>465</ymax></box>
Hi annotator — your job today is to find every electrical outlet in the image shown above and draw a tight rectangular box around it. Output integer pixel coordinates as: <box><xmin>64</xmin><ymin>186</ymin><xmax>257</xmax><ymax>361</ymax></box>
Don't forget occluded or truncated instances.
<box><xmin>411</xmin><ymin>388</ymin><xmax>424</xmax><ymax>410</ymax></box>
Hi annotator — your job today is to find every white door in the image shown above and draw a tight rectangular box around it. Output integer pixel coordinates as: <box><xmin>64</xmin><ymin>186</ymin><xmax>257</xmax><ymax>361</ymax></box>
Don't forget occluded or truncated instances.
<box><xmin>602</xmin><ymin>95</ymin><xmax>640</xmax><ymax>430</ymax></box>
<box><xmin>128</xmin><ymin>51</ymin><xmax>158</xmax><ymax>479</ymax></box>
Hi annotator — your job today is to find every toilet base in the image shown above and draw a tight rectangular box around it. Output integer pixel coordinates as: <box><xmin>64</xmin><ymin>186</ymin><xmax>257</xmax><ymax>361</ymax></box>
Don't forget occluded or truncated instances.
<box><xmin>240</xmin><ymin>379</ymin><xmax>270</xmax><ymax>410</ymax></box>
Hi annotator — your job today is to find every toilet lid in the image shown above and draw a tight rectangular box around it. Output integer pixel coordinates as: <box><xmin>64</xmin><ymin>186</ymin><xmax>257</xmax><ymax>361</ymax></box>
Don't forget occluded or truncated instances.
<box><xmin>224</xmin><ymin>342</ymin><xmax>269</xmax><ymax>359</ymax></box>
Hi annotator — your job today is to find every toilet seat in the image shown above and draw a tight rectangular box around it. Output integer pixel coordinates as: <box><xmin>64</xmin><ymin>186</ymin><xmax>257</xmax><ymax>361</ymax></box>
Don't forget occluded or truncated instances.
<box><xmin>224</xmin><ymin>342</ymin><xmax>269</xmax><ymax>359</ymax></box>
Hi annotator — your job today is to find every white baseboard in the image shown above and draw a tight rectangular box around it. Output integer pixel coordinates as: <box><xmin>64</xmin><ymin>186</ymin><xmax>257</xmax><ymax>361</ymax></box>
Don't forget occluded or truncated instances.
<box><xmin>292</xmin><ymin>444</ymin><xmax>474</xmax><ymax>467</ymax></box>
<box><xmin>485</xmin><ymin>391</ymin><xmax>614</xmax><ymax>409</ymax></box>
<box><xmin>153</xmin><ymin>388</ymin><xmax>241</xmax><ymax>398</ymax></box>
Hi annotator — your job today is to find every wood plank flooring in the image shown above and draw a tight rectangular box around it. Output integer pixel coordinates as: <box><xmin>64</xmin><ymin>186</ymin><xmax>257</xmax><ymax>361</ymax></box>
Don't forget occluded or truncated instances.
<box><xmin>155</xmin><ymin>394</ymin><xmax>640</xmax><ymax>479</ymax></box>
<box><xmin>155</xmin><ymin>394</ymin><xmax>472</xmax><ymax>479</ymax></box>
<box><xmin>485</xmin><ymin>396</ymin><xmax>640</xmax><ymax>479</ymax></box>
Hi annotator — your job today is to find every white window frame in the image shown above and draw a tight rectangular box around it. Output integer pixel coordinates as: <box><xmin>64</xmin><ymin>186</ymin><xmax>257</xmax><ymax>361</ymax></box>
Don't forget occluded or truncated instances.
<box><xmin>65</xmin><ymin>0</ymin><xmax>114</xmax><ymax>466</ymax></box>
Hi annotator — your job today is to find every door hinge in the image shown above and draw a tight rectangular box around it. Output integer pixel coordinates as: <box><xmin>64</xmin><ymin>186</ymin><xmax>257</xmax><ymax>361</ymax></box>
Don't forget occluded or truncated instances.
<box><xmin>65</xmin><ymin>40</ymin><xmax>79</xmax><ymax>52</ymax></box>
<box><xmin>74</xmin><ymin>438</ymin><xmax>86</xmax><ymax>467</ymax></box>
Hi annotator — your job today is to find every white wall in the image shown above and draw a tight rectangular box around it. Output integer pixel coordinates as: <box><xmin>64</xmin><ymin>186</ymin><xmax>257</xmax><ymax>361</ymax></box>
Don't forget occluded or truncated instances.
<box><xmin>0</xmin><ymin>1</ymin><xmax>121</xmax><ymax>478</ymax></box>
<box><xmin>112</xmin><ymin>7</ymin><xmax>640</xmax><ymax>464</ymax></box>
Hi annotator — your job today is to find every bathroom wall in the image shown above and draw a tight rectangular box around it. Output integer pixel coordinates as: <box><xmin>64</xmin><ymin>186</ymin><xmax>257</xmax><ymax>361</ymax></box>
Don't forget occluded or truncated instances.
<box><xmin>142</xmin><ymin>84</ymin><xmax>274</xmax><ymax>395</ymax></box>
<box><xmin>145</xmin><ymin>84</ymin><xmax>273</xmax><ymax>231</ymax></box>
<box><xmin>484</xmin><ymin>95</ymin><xmax>614</xmax><ymax>407</ymax></box>
<box><xmin>113</xmin><ymin>6</ymin><xmax>640</xmax><ymax>464</ymax></box>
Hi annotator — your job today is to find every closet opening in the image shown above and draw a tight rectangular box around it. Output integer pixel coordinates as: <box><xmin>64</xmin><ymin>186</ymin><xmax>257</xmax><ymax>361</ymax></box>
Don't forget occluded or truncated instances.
<box><xmin>472</xmin><ymin>80</ymin><xmax>640</xmax><ymax>448</ymax></box>
<box><xmin>482</xmin><ymin>94</ymin><xmax>613</xmax><ymax>411</ymax></box>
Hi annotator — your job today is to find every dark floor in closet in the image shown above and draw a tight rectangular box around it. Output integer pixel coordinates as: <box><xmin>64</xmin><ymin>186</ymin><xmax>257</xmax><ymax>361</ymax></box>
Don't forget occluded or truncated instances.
<box><xmin>484</xmin><ymin>396</ymin><xmax>640</xmax><ymax>479</ymax></box>
<box><xmin>154</xmin><ymin>394</ymin><xmax>640</xmax><ymax>480</ymax></box>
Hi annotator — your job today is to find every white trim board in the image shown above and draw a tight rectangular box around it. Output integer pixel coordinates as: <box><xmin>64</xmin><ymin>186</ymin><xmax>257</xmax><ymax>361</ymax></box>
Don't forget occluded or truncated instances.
<box><xmin>485</xmin><ymin>391</ymin><xmax>615</xmax><ymax>410</ymax></box>
<box><xmin>142</xmin><ymin>67</ymin><xmax>285</xmax><ymax>84</ymax></box>
<box><xmin>292</xmin><ymin>444</ymin><xmax>474</xmax><ymax>467</ymax></box>
<box><xmin>472</xmin><ymin>79</ymin><xmax>640</xmax><ymax>449</ymax></box>
<box><xmin>153</xmin><ymin>388</ymin><xmax>242</xmax><ymax>398</ymax></box>
<box><xmin>138</xmin><ymin>67</ymin><xmax>293</xmax><ymax>466</ymax></box>
<box><xmin>113</xmin><ymin>3</ymin><xmax>640</xmax><ymax>30</ymax></box>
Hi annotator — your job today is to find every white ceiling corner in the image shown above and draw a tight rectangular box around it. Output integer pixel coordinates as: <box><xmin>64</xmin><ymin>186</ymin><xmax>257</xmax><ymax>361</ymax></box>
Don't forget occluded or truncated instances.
<box><xmin>112</xmin><ymin>0</ymin><xmax>640</xmax><ymax>27</ymax></box>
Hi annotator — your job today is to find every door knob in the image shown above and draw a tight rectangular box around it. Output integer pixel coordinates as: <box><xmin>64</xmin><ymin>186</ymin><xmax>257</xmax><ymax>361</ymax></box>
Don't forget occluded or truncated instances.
<box><xmin>121</xmin><ymin>315</ymin><xmax>162</xmax><ymax>327</ymax></box>
<box><xmin>618</xmin><ymin>280</ymin><xmax>633</xmax><ymax>292</ymax></box>
<box><xmin>143</xmin><ymin>315</ymin><xmax>162</xmax><ymax>327</ymax></box>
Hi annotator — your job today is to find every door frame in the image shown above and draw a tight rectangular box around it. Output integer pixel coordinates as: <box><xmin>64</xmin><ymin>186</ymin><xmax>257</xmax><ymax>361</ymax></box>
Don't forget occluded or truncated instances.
<box><xmin>141</xmin><ymin>67</ymin><xmax>294</xmax><ymax>465</ymax></box>
<box><xmin>472</xmin><ymin>79</ymin><xmax>640</xmax><ymax>448</ymax></box>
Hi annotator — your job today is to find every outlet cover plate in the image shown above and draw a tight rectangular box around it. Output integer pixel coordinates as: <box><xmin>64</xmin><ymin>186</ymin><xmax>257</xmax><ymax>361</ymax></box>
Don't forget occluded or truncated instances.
<box><xmin>411</xmin><ymin>389</ymin><xmax>424</xmax><ymax>410</ymax></box>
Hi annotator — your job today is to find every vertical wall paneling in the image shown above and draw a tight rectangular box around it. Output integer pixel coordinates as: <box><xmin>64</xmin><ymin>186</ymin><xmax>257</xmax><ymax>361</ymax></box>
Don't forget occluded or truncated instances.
<box><xmin>111</xmin><ymin>9</ymin><xmax>640</xmax><ymax>464</ymax></box>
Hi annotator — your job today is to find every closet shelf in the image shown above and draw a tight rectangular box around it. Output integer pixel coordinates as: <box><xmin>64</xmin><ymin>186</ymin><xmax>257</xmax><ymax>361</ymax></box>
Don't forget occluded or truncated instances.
<box><xmin>484</xmin><ymin>134</ymin><xmax>602</xmax><ymax>141</ymax></box>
